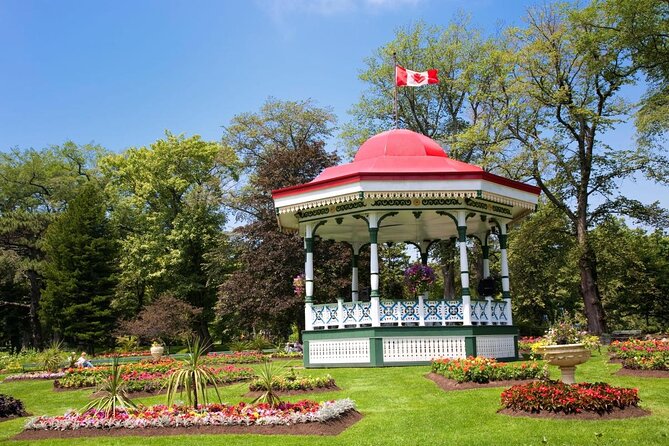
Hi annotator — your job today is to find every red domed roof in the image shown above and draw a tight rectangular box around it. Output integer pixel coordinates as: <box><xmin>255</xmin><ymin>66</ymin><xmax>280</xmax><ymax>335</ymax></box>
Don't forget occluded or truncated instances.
<box><xmin>272</xmin><ymin>129</ymin><xmax>540</xmax><ymax>198</ymax></box>
<box><xmin>354</xmin><ymin>129</ymin><xmax>448</xmax><ymax>161</ymax></box>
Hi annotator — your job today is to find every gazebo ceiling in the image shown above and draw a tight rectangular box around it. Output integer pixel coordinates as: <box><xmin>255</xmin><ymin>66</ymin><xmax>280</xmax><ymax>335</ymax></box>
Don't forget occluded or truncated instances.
<box><xmin>272</xmin><ymin>129</ymin><xmax>540</xmax><ymax>239</ymax></box>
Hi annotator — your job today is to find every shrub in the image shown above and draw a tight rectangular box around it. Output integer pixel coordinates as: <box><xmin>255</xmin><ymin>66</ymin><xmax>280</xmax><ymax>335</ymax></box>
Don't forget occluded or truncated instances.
<box><xmin>39</xmin><ymin>341</ymin><xmax>66</xmax><ymax>372</ymax></box>
<box><xmin>249</xmin><ymin>369</ymin><xmax>335</xmax><ymax>392</ymax></box>
<box><xmin>500</xmin><ymin>380</ymin><xmax>640</xmax><ymax>414</ymax></box>
<box><xmin>251</xmin><ymin>361</ymin><xmax>283</xmax><ymax>407</ymax></box>
<box><xmin>0</xmin><ymin>394</ymin><xmax>27</xmax><ymax>418</ymax></box>
<box><xmin>81</xmin><ymin>358</ymin><xmax>137</xmax><ymax>417</ymax></box>
<box><xmin>431</xmin><ymin>357</ymin><xmax>547</xmax><ymax>383</ymax></box>
<box><xmin>165</xmin><ymin>338</ymin><xmax>222</xmax><ymax>408</ymax></box>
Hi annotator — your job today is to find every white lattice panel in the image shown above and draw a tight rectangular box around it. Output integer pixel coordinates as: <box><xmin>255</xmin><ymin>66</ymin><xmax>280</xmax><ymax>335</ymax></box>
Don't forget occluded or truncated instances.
<box><xmin>309</xmin><ymin>339</ymin><xmax>370</xmax><ymax>364</ymax></box>
<box><xmin>382</xmin><ymin>337</ymin><xmax>466</xmax><ymax>362</ymax></box>
<box><xmin>476</xmin><ymin>336</ymin><xmax>515</xmax><ymax>358</ymax></box>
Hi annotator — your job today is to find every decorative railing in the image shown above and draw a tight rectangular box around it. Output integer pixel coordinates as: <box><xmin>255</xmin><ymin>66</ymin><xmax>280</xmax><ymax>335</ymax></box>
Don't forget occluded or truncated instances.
<box><xmin>310</xmin><ymin>298</ymin><xmax>511</xmax><ymax>330</ymax></box>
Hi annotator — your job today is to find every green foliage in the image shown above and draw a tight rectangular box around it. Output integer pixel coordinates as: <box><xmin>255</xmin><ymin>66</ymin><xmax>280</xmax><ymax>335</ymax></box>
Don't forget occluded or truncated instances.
<box><xmin>81</xmin><ymin>357</ymin><xmax>137</xmax><ymax>417</ymax></box>
<box><xmin>102</xmin><ymin>132</ymin><xmax>238</xmax><ymax>341</ymax></box>
<box><xmin>165</xmin><ymin>338</ymin><xmax>221</xmax><ymax>408</ymax></box>
<box><xmin>248</xmin><ymin>368</ymin><xmax>335</xmax><ymax>392</ymax></box>
<box><xmin>40</xmin><ymin>182</ymin><xmax>117</xmax><ymax>348</ymax></box>
<box><xmin>114</xmin><ymin>336</ymin><xmax>140</xmax><ymax>353</ymax></box>
<box><xmin>38</xmin><ymin>341</ymin><xmax>66</xmax><ymax>373</ymax></box>
<box><xmin>250</xmin><ymin>361</ymin><xmax>282</xmax><ymax>408</ymax></box>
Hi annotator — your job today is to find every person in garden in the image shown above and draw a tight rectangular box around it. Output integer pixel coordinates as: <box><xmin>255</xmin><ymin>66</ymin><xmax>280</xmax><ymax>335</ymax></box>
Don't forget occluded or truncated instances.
<box><xmin>75</xmin><ymin>352</ymin><xmax>93</xmax><ymax>368</ymax></box>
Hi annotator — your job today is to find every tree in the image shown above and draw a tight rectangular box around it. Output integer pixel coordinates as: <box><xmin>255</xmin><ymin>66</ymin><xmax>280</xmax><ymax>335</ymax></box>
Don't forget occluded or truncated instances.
<box><xmin>116</xmin><ymin>293</ymin><xmax>202</xmax><ymax>347</ymax></box>
<box><xmin>493</xmin><ymin>3</ymin><xmax>669</xmax><ymax>333</ymax></box>
<box><xmin>101</xmin><ymin>132</ymin><xmax>237</xmax><ymax>343</ymax></box>
<box><xmin>591</xmin><ymin>0</ymin><xmax>669</xmax><ymax>143</ymax></box>
<box><xmin>591</xmin><ymin>218</ymin><xmax>669</xmax><ymax>331</ymax></box>
<box><xmin>40</xmin><ymin>182</ymin><xmax>117</xmax><ymax>350</ymax></box>
<box><xmin>0</xmin><ymin>142</ymin><xmax>103</xmax><ymax>347</ymax></box>
<box><xmin>508</xmin><ymin>203</ymin><xmax>580</xmax><ymax>334</ymax></box>
<box><xmin>217</xmin><ymin>98</ymin><xmax>350</xmax><ymax>338</ymax></box>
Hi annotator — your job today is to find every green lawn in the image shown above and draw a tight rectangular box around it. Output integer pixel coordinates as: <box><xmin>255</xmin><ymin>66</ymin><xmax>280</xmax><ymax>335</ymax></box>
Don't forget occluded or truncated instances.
<box><xmin>1</xmin><ymin>350</ymin><xmax>668</xmax><ymax>446</ymax></box>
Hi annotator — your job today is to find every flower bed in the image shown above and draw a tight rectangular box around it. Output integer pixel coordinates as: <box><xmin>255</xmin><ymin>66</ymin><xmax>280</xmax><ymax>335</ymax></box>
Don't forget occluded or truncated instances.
<box><xmin>3</xmin><ymin>372</ymin><xmax>65</xmax><ymax>382</ymax></box>
<box><xmin>609</xmin><ymin>339</ymin><xmax>669</xmax><ymax>371</ymax></box>
<box><xmin>249</xmin><ymin>374</ymin><xmax>336</xmax><ymax>392</ymax></box>
<box><xmin>24</xmin><ymin>399</ymin><xmax>356</xmax><ymax>430</ymax></box>
<box><xmin>54</xmin><ymin>360</ymin><xmax>254</xmax><ymax>392</ymax></box>
<box><xmin>431</xmin><ymin>357</ymin><xmax>547</xmax><ymax>383</ymax></box>
<box><xmin>500</xmin><ymin>380</ymin><xmax>640</xmax><ymax>414</ymax></box>
<box><xmin>205</xmin><ymin>351</ymin><xmax>266</xmax><ymax>364</ymax></box>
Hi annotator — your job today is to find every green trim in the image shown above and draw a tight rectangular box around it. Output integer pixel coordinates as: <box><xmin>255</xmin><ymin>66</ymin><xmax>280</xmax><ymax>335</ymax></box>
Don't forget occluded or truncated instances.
<box><xmin>457</xmin><ymin>226</ymin><xmax>467</xmax><ymax>242</ymax></box>
<box><xmin>513</xmin><ymin>335</ymin><xmax>519</xmax><ymax>359</ymax></box>
<box><xmin>352</xmin><ymin>254</ymin><xmax>359</xmax><ymax>268</ymax></box>
<box><xmin>420</xmin><ymin>252</ymin><xmax>428</xmax><ymax>266</ymax></box>
<box><xmin>312</xmin><ymin>220</ymin><xmax>327</xmax><ymax>236</ymax></box>
<box><xmin>502</xmin><ymin>291</ymin><xmax>511</xmax><ymax>299</ymax></box>
<box><xmin>436</xmin><ymin>210</ymin><xmax>458</xmax><ymax>226</ymax></box>
<box><xmin>305</xmin><ymin>237</ymin><xmax>314</xmax><ymax>253</ymax></box>
<box><xmin>462</xmin><ymin>287</ymin><xmax>470</xmax><ymax>295</ymax></box>
<box><xmin>370</xmin><ymin>338</ymin><xmax>384</xmax><ymax>366</ymax></box>
<box><xmin>305</xmin><ymin>296</ymin><xmax>313</xmax><ymax>303</ymax></box>
<box><xmin>298</xmin><ymin>205</ymin><xmax>512</xmax><ymax>224</ymax></box>
<box><xmin>378</xmin><ymin>211</ymin><xmax>399</xmax><ymax>225</ymax></box>
<box><xmin>352</xmin><ymin>214</ymin><xmax>369</xmax><ymax>225</ymax></box>
<box><xmin>302</xmin><ymin>326</ymin><xmax>519</xmax><ymax>368</ymax></box>
<box><xmin>302</xmin><ymin>325</ymin><xmax>518</xmax><ymax>340</ymax></box>
<box><xmin>482</xmin><ymin>246</ymin><xmax>490</xmax><ymax>259</ymax></box>
<box><xmin>465</xmin><ymin>337</ymin><xmax>477</xmax><ymax>357</ymax></box>
<box><xmin>412</xmin><ymin>211</ymin><xmax>422</xmax><ymax>219</ymax></box>
<box><xmin>369</xmin><ymin>227</ymin><xmax>379</xmax><ymax>244</ymax></box>
<box><xmin>499</xmin><ymin>234</ymin><xmax>508</xmax><ymax>249</ymax></box>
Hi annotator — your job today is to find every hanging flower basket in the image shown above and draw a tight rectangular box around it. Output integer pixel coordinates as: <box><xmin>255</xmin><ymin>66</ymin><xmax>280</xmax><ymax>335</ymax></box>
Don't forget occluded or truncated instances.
<box><xmin>404</xmin><ymin>264</ymin><xmax>436</xmax><ymax>295</ymax></box>
<box><xmin>293</xmin><ymin>274</ymin><xmax>305</xmax><ymax>298</ymax></box>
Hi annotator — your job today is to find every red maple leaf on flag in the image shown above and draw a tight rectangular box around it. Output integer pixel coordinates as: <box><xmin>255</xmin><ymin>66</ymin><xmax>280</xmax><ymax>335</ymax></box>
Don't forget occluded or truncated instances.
<box><xmin>411</xmin><ymin>72</ymin><xmax>426</xmax><ymax>83</ymax></box>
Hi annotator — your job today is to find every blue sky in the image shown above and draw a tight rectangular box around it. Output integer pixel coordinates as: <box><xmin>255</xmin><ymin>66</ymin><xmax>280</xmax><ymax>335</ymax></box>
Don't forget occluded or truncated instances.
<box><xmin>1</xmin><ymin>0</ymin><xmax>666</xmax><ymax>210</ymax></box>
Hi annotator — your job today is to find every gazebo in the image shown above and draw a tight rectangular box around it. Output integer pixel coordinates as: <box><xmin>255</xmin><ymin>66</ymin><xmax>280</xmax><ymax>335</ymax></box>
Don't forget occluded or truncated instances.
<box><xmin>272</xmin><ymin>129</ymin><xmax>540</xmax><ymax>367</ymax></box>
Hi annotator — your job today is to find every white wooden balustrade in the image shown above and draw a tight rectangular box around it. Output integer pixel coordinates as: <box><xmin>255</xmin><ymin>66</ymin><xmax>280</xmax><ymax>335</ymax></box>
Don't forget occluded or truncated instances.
<box><xmin>309</xmin><ymin>298</ymin><xmax>512</xmax><ymax>330</ymax></box>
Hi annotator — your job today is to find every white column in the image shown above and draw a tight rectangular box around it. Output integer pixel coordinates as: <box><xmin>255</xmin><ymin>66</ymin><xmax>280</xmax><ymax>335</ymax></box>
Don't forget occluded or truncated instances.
<box><xmin>457</xmin><ymin>211</ymin><xmax>472</xmax><ymax>326</ymax></box>
<box><xmin>304</xmin><ymin>223</ymin><xmax>314</xmax><ymax>331</ymax></box>
<box><xmin>482</xmin><ymin>243</ymin><xmax>493</xmax><ymax>325</ymax></box>
<box><xmin>418</xmin><ymin>240</ymin><xmax>429</xmax><ymax>327</ymax></box>
<box><xmin>499</xmin><ymin>223</ymin><xmax>513</xmax><ymax>325</ymax></box>
<box><xmin>369</xmin><ymin>213</ymin><xmax>380</xmax><ymax>327</ymax></box>
<box><xmin>351</xmin><ymin>243</ymin><xmax>360</xmax><ymax>302</ymax></box>
<box><xmin>337</xmin><ymin>298</ymin><xmax>345</xmax><ymax>329</ymax></box>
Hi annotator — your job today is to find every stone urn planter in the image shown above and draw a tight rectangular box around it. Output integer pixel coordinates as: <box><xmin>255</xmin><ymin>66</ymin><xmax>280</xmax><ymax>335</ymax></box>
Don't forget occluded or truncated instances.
<box><xmin>150</xmin><ymin>344</ymin><xmax>164</xmax><ymax>361</ymax></box>
<box><xmin>540</xmin><ymin>343</ymin><xmax>591</xmax><ymax>384</ymax></box>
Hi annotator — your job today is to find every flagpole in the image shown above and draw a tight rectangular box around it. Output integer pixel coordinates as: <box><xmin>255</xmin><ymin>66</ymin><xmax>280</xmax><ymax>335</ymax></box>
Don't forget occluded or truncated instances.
<box><xmin>393</xmin><ymin>52</ymin><xmax>398</xmax><ymax>129</ymax></box>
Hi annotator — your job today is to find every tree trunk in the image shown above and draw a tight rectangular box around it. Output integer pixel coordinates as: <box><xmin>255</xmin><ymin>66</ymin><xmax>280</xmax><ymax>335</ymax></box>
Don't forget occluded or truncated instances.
<box><xmin>576</xmin><ymin>220</ymin><xmax>607</xmax><ymax>335</ymax></box>
<box><xmin>26</xmin><ymin>269</ymin><xmax>43</xmax><ymax>349</ymax></box>
<box><xmin>196</xmin><ymin>314</ymin><xmax>212</xmax><ymax>348</ymax></box>
<box><xmin>442</xmin><ymin>261</ymin><xmax>456</xmax><ymax>300</ymax></box>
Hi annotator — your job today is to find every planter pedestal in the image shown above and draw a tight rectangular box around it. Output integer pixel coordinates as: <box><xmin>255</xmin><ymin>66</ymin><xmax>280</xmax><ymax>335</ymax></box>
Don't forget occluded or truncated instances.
<box><xmin>540</xmin><ymin>343</ymin><xmax>590</xmax><ymax>384</ymax></box>
<box><xmin>150</xmin><ymin>345</ymin><xmax>164</xmax><ymax>361</ymax></box>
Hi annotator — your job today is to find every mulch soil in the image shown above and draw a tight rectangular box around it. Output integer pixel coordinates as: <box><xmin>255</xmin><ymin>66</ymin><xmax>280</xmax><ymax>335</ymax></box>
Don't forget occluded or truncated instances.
<box><xmin>426</xmin><ymin>373</ymin><xmax>538</xmax><ymax>391</ymax></box>
<box><xmin>614</xmin><ymin>368</ymin><xmax>669</xmax><ymax>378</ymax></box>
<box><xmin>244</xmin><ymin>385</ymin><xmax>340</xmax><ymax>398</ymax></box>
<box><xmin>13</xmin><ymin>410</ymin><xmax>362</xmax><ymax>440</ymax></box>
<box><xmin>498</xmin><ymin>406</ymin><xmax>650</xmax><ymax>420</ymax></box>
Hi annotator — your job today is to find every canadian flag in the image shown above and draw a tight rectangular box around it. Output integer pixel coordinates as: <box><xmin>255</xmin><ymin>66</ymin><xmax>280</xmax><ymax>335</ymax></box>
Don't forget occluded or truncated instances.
<box><xmin>396</xmin><ymin>65</ymin><xmax>439</xmax><ymax>87</ymax></box>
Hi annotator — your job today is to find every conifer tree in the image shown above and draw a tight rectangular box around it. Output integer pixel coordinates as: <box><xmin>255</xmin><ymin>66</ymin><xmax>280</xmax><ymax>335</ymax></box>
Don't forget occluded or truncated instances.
<box><xmin>41</xmin><ymin>182</ymin><xmax>117</xmax><ymax>350</ymax></box>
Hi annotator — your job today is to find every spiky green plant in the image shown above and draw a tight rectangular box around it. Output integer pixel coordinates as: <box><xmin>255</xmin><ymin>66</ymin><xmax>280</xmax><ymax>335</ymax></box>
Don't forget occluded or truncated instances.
<box><xmin>39</xmin><ymin>341</ymin><xmax>66</xmax><ymax>372</ymax></box>
<box><xmin>165</xmin><ymin>337</ymin><xmax>221</xmax><ymax>408</ymax></box>
<box><xmin>81</xmin><ymin>357</ymin><xmax>136</xmax><ymax>417</ymax></box>
<box><xmin>251</xmin><ymin>360</ymin><xmax>283</xmax><ymax>408</ymax></box>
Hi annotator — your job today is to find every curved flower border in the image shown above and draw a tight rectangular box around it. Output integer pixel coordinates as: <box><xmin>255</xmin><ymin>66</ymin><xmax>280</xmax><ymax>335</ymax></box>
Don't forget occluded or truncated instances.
<box><xmin>24</xmin><ymin>399</ymin><xmax>356</xmax><ymax>431</ymax></box>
